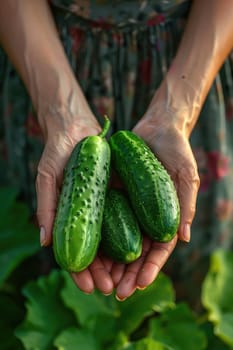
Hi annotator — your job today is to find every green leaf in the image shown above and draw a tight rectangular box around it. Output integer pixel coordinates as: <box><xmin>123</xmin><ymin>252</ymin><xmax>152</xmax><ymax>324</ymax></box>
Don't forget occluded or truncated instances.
<box><xmin>0</xmin><ymin>187</ymin><xmax>19</xmax><ymax>216</ymax></box>
<box><xmin>61</xmin><ymin>272</ymin><xmax>118</xmax><ymax>346</ymax></box>
<box><xmin>116</xmin><ymin>273</ymin><xmax>175</xmax><ymax>334</ymax></box>
<box><xmin>61</xmin><ymin>271</ymin><xmax>118</xmax><ymax>325</ymax></box>
<box><xmin>54</xmin><ymin>327</ymin><xmax>101</xmax><ymax>350</ymax></box>
<box><xmin>0</xmin><ymin>186</ymin><xmax>40</xmax><ymax>284</ymax></box>
<box><xmin>61</xmin><ymin>273</ymin><xmax>175</xmax><ymax>346</ymax></box>
<box><xmin>201</xmin><ymin>322</ymin><xmax>230</xmax><ymax>350</ymax></box>
<box><xmin>88</xmin><ymin>312</ymin><xmax>119</xmax><ymax>346</ymax></box>
<box><xmin>0</xmin><ymin>293</ymin><xmax>24</xmax><ymax>349</ymax></box>
<box><xmin>215</xmin><ymin>314</ymin><xmax>233</xmax><ymax>347</ymax></box>
<box><xmin>123</xmin><ymin>337</ymin><xmax>173</xmax><ymax>350</ymax></box>
<box><xmin>15</xmin><ymin>270</ymin><xmax>77</xmax><ymax>350</ymax></box>
<box><xmin>202</xmin><ymin>249</ymin><xmax>233</xmax><ymax>347</ymax></box>
<box><xmin>148</xmin><ymin>303</ymin><xmax>207</xmax><ymax>350</ymax></box>
<box><xmin>106</xmin><ymin>331</ymin><xmax>129</xmax><ymax>350</ymax></box>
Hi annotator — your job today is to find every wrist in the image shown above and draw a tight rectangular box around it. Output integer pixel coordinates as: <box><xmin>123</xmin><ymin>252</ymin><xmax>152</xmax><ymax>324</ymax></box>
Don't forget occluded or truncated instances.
<box><xmin>35</xmin><ymin>70</ymin><xmax>73</xmax><ymax>133</ymax></box>
<box><xmin>146</xmin><ymin>70</ymin><xmax>203</xmax><ymax>138</ymax></box>
<box><xmin>35</xmin><ymin>72</ymin><xmax>99</xmax><ymax>140</ymax></box>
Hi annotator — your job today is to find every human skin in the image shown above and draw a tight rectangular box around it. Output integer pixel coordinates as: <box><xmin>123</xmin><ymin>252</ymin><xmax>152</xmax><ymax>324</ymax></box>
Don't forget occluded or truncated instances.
<box><xmin>0</xmin><ymin>0</ymin><xmax>233</xmax><ymax>300</ymax></box>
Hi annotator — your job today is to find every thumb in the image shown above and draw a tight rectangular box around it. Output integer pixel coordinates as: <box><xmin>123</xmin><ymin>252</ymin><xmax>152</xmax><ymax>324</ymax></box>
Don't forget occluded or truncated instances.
<box><xmin>176</xmin><ymin>162</ymin><xmax>200</xmax><ymax>242</ymax></box>
<box><xmin>36</xmin><ymin>168</ymin><xmax>58</xmax><ymax>247</ymax></box>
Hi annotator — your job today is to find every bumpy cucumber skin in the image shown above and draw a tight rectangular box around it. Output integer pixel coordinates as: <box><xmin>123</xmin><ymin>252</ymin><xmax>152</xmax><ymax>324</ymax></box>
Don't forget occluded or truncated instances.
<box><xmin>109</xmin><ymin>131</ymin><xmax>180</xmax><ymax>242</ymax></box>
<box><xmin>53</xmin><ymin>135</ymin><xmax>111</xmax><ymax>272</ymax></box>
<box><xmin>101</xmin><ymin>189</ymin><xmax>142</xmax><ymax>263</ymax></box>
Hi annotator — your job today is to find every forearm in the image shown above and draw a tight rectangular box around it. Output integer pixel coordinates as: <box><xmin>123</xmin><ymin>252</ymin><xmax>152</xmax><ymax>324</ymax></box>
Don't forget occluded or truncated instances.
<box><xmin>0</xmin><ymin>0</ymin><xmax>91</xmax><ymax>137</ymax></box>
<box><xmin>150</xmin><ymin>0</ymin><xmax>233</xmax><ymax>136</ymax></box>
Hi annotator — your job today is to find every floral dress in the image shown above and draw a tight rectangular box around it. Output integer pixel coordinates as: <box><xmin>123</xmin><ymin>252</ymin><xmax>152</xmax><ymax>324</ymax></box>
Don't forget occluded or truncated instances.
<box><xmin>1</xmin><ymin>0</ymin><xmax>233</xmax><ymax>303</ymax></box>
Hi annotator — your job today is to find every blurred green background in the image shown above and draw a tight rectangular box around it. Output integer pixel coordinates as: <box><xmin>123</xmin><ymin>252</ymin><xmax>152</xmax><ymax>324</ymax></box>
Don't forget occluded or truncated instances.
<box><xmin>1</xmin><ymin>186</ymin><xmax>233</xmax><ymax>350</ymax></box>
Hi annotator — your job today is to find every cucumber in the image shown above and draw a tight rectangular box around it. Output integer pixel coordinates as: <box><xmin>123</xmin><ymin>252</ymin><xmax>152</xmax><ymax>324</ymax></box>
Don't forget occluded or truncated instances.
<box><xmin>101</xmin><ymin>189</ymin><xmax>142</xmax><ymax>263</ymax></box>
<box><xmin>109</xmin><ymin>130</ymin><xmax>180</xmax><ymax>242</ymax></box>
<box><xmin>53</xmin><ymin>117</ymin><xmax>111</xmax><ymax>272</ymax></box>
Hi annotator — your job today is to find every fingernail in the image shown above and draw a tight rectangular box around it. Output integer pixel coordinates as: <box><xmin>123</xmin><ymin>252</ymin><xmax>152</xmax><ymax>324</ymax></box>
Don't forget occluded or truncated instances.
<box><xmin>183</xmin><ymin>224</ymin><xmax>191</xmax><ymax>242</ymax></box>
<box><xmin>83</xmin><ymin>291</ymin><xmax>94</xmax><ymax>295</ymax></box>
<box><xmin>137</xmin><ymin>286</ymin><xmax>147</xmax><ymax>291</ymax></box>
<box><xmin>115</xmin><ymin>294</ymin><xmax>126</xmax><ymax>302</ymax></box>
<box><xmin>40</xmin><ymin>226</ymin><xmax>46</xmax><ymax>246</ymax></box>
<box><xmin>103</xmin><ymin>292</ymin><xmax>112</xmax><ymax>296</ymax></box>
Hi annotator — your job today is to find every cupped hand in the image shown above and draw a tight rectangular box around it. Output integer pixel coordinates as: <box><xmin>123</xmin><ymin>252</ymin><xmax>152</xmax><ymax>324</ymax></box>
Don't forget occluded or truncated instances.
<box><xmin>109</xmin><ymin>109</ymin><xmax>200</xmax><ymax>301</ymax></box>
<box><xmin>36</xmin><ymin>114</ymin><xmax>101</xmax><ymax>245</ymax></box>
<box><xmin>71</xmin><ymin>232</ymin><xmax>177</xmax><ymax>299</ymax></box>
<box><xmin>133</xmin><ymin>114</ymin><xmax>200</xmax><ymax>243</ymax></box>
<box><xmin>36</xmin><ymin>101</ymin><xmax>199</xmax><ymax>300</ymax></box>
<box><xmin>36</xmin><ymin>110</ymin><xmax>115</xmax><ymax>295</ymax></box>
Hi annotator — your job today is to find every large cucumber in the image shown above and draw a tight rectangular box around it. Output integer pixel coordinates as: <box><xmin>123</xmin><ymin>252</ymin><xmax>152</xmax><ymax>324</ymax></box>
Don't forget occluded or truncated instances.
<box><xmin>109</xmin><ymin>131</ymin><xmax>180</xmax><ymax>242</ymax></box>
<box><xmin>53</xmin><ymin>117</ymin><xmax>111</xmax><ymax>272</ymax></box>
<box><xmin>101</xmin><ymin>189</ymin><xmax>142</xmax><ymax>263</ymax></box>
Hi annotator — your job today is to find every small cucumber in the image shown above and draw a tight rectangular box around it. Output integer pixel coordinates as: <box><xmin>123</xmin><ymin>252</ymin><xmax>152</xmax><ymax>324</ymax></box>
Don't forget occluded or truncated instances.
<box><xmin>109</xmin><ymin>130</ymin><xmax>180</xmax><ymax>242</ymax></box>
<box><xmin>101</xmin><ymin>189</ymin><xmax>142</xmax><ymax>263</ymax></box>
<box><xmin>53</xmin><ymin>117</ymin><xmax>111</xmax><ymax>272</ymax></box>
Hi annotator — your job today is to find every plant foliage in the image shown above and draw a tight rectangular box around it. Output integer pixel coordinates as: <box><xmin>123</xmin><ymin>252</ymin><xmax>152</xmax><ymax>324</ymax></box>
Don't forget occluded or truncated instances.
<box><xmin>0</xmin><ymin>187</ymin><xmax>233</xmax><ymax>350</ymax></box>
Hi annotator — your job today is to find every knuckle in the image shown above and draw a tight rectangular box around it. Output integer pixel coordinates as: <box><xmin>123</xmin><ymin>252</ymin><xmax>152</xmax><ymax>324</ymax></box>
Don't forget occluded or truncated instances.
<box><xmin>179</xmin><ymin>164</ymin><xmax>200</xmax><ymax>189</ymax></box>
<box><xmin>189</xmin><ymin>205</ymin><xmax>196</xmax><ymax>220</ymax></box>
<box><xmin>36</xmin><ymin>166</ymin><xmax>56</xmax><ymax>191</ymax></box>
<box><xmin>178</xmin><ymin>163</ymin><xmax>199</xmax><ymax>221</ymax></box>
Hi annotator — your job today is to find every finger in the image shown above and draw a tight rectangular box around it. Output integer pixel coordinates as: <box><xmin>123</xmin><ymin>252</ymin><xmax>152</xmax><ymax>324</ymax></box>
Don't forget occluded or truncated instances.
<box><xmin>89</xmin><ymin>256</ymin><xmax>114</xmax><ymax>295</ymax></box>
<box><xmin>71</xmin><ymin>270</ymin><xmax>95</xmax><ymax>294</ymax></box>
<box><xmin>99</xmin><ymin>254</ymin><xmax>113</xmax><ymax>272</ymax></box>
<box><xmin>136</xmin><ymin>235</ymin><xmax>177</xmax><ymax>288</ymax></box>
<box><xmin>176</xmin><ymin>161</ymin><xmax>200</xmax><ymax>242</ymax></box>
<box><xmin>36</xmin><ymin>169</ymin><xmax>58</xmax><ymax>246</ymax></box>
<box><xmin>115</xmin><ymin>237</ymin><xmax>151</xmax><ymax>300</ymax></box>
<box><xmin>111</xmin><ymin>262</ymin><xmax>125</xmax><ymax>287</ymax></box>
<box><xmin>115</xmin><ymin>257</ymin><xmax>145</xmax><ymax>300</ymax></box>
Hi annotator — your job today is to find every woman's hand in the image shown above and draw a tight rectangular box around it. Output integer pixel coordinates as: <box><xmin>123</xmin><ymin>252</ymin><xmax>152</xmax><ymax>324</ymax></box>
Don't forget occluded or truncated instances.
<box><xmin>64</xmin><ymin>94</ymin><xmax>199</xmax><ymax>300</ymax></box>
<box><xmin>36</xmin><ymin>114</ymin><xmax>100</xmax><ymax>247</ymax></box>
<box><xmin>111</xmin><ymin>235</ymin><xmax>178</xmax><ymax>300</ymax></box>
<box><xmin>109</xmin><ymin>100</ymin><xmax>200</xmax><ymax>301</ymax></box>
<box><xmin>71</xmin><ymin>235</ymin><xmax>177</xmax><ymax>299</ymax></box>
<box><xmin>133</xmin><ymin>113</ymin><xmax>200</xmax><ymax>243</ymax></box>
<box><xmin>36</xmin><ymin>107</ymin><xmax>117</xmax><ymax>295</ymax></box>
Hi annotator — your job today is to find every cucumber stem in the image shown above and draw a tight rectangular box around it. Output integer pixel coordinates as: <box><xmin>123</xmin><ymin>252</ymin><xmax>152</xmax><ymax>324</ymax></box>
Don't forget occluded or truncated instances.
<box><xmin>99</xmin><ymin>115</ymin><xmax>111</xmax><ymax>138</ymax></box>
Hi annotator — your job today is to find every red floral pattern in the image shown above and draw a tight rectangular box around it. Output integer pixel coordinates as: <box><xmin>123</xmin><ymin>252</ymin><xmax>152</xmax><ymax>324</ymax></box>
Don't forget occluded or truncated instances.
<box><xmin>207</xmin><ymin>151</ymin><xmax>230</xmax><ymax>180</ymax></box>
